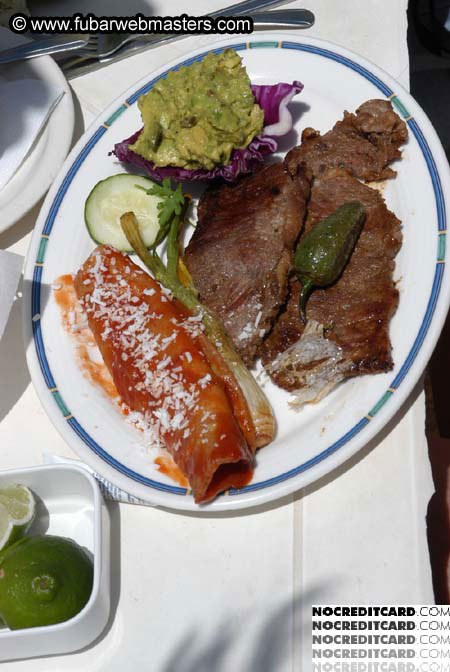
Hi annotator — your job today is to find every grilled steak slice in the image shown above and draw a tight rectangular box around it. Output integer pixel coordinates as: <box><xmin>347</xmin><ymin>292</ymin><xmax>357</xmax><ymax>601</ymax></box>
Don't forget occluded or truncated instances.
<box><xmin>285</xmin><ymin>99</ymin><xmax>408</xmax><ymax>182</ymax></box>
<box><xmin>260</xmin><ymin>169</ymin><xmax>402</xmax><ymax>400</ymax></box>
<box><xmin>184</xmin><ymin>161</ymin><xmax>311</xmax><ymax>366</ymax></box>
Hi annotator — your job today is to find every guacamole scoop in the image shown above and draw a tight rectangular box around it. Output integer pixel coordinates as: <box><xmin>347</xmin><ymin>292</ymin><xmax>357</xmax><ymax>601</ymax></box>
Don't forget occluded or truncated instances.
<box><xmin>129</xmin><ymin>49</ymin><xmax>264</xmax><ymax>171</ymax></box>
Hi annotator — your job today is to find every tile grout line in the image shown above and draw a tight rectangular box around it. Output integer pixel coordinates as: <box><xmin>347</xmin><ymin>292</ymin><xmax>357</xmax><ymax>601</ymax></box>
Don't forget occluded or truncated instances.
<box><xmin>292</xmin><ymin>491</ymin><xmax>304</xmax><ymax>672</ymax></box>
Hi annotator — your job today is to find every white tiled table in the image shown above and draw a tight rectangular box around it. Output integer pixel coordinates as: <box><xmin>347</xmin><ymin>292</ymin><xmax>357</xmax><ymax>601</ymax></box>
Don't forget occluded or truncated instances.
<box><xmin>0</xmin><ymin>2</ymin><xmax>435</xmax><ymax>670</ymax></box>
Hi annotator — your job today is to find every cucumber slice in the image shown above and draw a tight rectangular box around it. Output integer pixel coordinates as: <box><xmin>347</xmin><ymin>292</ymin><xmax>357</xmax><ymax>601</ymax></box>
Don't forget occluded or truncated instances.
<box><xmin>85</xmin><ymin>174</ymin><xmax>163</xmax><ymax>251</ymax></box>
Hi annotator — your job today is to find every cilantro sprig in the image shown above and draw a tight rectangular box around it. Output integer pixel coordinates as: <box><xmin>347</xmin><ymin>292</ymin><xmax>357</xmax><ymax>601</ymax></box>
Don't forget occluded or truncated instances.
<box><xmin>128</xmin><ymin>177</ymin><xmax>191</xmax><ymax>296</ymax></box>
<box><xmin>136</xmin><ymin>178</ymin><xmax>185</xmax><ymax>249</ymax></box>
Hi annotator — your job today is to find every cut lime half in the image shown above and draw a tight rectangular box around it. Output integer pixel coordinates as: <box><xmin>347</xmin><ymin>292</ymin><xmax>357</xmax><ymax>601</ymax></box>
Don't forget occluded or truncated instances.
<box><xmin>0</xmin><ymin>485</ymin><xmax>36</xmax><ymax>553</ymax></box>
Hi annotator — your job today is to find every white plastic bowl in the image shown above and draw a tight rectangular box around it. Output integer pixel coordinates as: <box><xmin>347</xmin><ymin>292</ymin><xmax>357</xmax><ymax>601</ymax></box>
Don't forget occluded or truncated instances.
<box><xmin>0</xmin><ymin>463</ymin><xmax>110</xmax><ymax>662</ymax></box>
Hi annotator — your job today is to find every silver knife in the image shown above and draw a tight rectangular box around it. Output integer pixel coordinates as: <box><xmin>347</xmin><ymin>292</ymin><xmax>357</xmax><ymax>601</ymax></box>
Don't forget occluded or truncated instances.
<box><xmin>96</xmin><ymin>8</ymin><xmax>314</xmax><ymax>61</ymax></box>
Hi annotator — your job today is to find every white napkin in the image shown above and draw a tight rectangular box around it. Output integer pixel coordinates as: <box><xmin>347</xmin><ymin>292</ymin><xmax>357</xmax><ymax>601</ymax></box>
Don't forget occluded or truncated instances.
<box><xmin>0</xmin><ymin>77</ymin><xmax>64</xmax><ymax>191</ymax></box>
<box><xmin>0</xmin><ymin>249</ymin><xmax>23</xmax><ymax>340</ymax></box>
<box><xmin>43</xmin><ymin>453</ymin><xmax>156</xmax><ymax>507</ymax></box>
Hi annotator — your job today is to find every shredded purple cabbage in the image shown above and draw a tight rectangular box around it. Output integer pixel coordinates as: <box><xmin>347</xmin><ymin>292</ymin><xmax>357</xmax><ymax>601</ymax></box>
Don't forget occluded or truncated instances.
<box><xmin>112</xmin><ymin>80</ymin><xmax>303</xmax><ymax>182</ymax></box>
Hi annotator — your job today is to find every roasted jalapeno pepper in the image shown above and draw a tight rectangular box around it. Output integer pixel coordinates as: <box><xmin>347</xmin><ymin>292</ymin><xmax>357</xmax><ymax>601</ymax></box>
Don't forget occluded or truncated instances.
<box><xmin>293</xmin><ymin>201</ymin><xmax>366</xmax><ymax>322</ymax></box>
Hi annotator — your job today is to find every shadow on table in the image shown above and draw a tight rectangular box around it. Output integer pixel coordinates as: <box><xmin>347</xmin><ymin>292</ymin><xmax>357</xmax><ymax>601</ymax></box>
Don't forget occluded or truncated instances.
<box><xmin>161</xmin><ymin>584</ymin><xmax>327</xmax><ymax>672</ymax></box>
<box><xmin>0</xmin><ymin>277</ymin><xmax>53</xmax><ymax>421</ymax></box>
<box><xmin>0</xmin><ymin>277</ymin><xmax>30</xmax><ymax>422</ymax></box>
<box><xmin>71</xmin><ymin>82</ymin><xmax>86</xmax><ymax>147</ymax></box>
<box><xmin>0</xmin><ymin>198</ymin><xmax>44</xmax><ymax>250</ymax></box>
<box><xmin>77</xmin><ymin>501</ymin><xmax>122</xmax><ymax>652</ymax></box>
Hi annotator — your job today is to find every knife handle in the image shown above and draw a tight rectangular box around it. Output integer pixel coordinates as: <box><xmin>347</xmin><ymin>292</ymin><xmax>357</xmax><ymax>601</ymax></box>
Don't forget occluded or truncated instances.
<box><xmin>209</xmin><ymin>0</ymin><xmax>292</xmax><ymax>18</ymax></box>
<box><xmin>251</xmin><ymin>9</ymin><xmax>315</xmax><ymax>27</ymax></box>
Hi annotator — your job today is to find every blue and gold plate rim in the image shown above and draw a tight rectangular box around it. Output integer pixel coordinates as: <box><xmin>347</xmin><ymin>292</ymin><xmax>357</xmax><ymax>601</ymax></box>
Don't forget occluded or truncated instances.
<box><xmin>26</xmin><ymin>37</ymin><xmax>449</xmax><ymax>504</ymax></box>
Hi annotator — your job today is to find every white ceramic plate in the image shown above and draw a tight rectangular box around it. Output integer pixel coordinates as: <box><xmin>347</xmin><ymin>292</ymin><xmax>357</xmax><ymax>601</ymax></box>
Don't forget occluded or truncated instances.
<box><xmin>0</xmin><ymin>28</ymin><xmax>74</xmax><ymax>232</ymax></box>
<box><xmin>23</xmin><ymin>34</ymin><xmax>450</xmax><ymax>511</ymax></box>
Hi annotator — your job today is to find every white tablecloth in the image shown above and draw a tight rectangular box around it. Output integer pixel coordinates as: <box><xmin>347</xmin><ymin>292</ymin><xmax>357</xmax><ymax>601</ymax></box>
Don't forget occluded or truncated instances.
<box><xmin>0</xmin><ymin>2</ymin><xmax>434</xmax><ymax>670</ymax></box>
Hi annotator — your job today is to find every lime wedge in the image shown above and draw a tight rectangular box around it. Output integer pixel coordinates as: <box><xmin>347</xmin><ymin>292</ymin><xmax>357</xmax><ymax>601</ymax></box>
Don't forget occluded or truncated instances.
<box><xmin>0</xmin><ymin>485</ymin><xmax>36</xmax><ymax>552</ymax></box>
